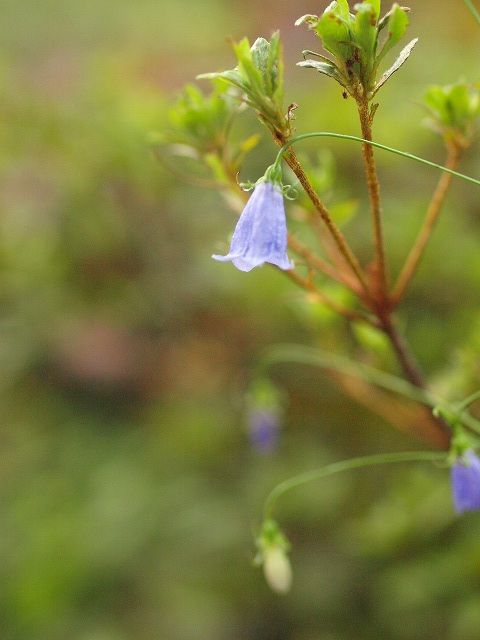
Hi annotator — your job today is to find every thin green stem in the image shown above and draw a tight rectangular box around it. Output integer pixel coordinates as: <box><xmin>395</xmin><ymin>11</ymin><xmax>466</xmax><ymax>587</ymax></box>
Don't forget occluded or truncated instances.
<box><xmin>465</xmin><ymin>0</ymin><xmax>480</xmax><ymax>25</ymax></box>
<box><xmin>273</xmin><ymin>132</ymin><xmax>480</xmax><ymax>188</ymax></box>
<box><xmin>258</xmin><ymin>343</ymin><xmax>480</xmax><ymax>438</ymax></box>
<box><xmin>456</xmin><ymin>389</ymin><xmax>480</xmax><ymax>412</ymax></box>
<box><xmin>357</xmin><ymin>99</ymin><xmax>388</xmax><ymax>299</ymax></box>
<box><xmin>263</xmin><ymin>451</ymin><xmax>447</xmax><ymax>519</ymax></box>
<box><xmin>259</xmin><ymin>343</ymin><xmax>441</xmax><ymax>405</ymax></box>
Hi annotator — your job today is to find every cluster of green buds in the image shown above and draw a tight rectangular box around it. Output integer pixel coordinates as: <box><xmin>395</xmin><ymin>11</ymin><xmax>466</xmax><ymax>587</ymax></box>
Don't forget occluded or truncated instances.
<box><xmin>156</xmin><ymin>81</ymin><xmax>260</xmax><ymax>186</ymax></box>
<box><xmin>163</xmin><ymin>82</ymin><xmax>237</xmax><ymax>156</ymax></box>
<box><xmin>296</xmin><ymin>1</ymin><xmax>415</xmax><ymax>101</ymax></box>
<box><xmin>198</xmin><ymin>33</ymin><xmax>289</xmax><ymax>141</ymax></box>
<box><xmin>424</xmin><ymin>81</ymin><xmax>480</xmax><ymax>148</ymax></box>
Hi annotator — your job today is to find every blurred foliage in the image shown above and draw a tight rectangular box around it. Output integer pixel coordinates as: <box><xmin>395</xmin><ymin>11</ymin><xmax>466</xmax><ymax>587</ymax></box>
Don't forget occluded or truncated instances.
<box><xmin>2</xmin><ymin>1</ymin><xmax>480</xmax><ymax>640</ymax></box>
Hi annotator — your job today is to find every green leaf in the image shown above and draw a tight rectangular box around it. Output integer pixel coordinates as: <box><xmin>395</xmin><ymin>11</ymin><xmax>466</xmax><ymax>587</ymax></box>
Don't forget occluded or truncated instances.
<box><xmin>372</xmin><ymin>37</ymin><xmax>417</xmax><ymax>96</ymax></box>
<box><xmin>297</xmin><ymin>59</ymin><xmax>347</xmax><ymax>87</ymax></box>
<box><xmin>424</xmin><ymin>82</ymin><xmax>480</xmax><ymax>132</ymax></box>
<box><xmin>197</xmin><ymin>69</ymin><xmax>247</xmax><ymax>92</ymax></box>
<box><xmin>336</xmin><ymin>0</ymin><xmax>352</xmax><ymax>19</ymax></box>
<box><xmin>377</xmin><ymin>3</ymin><xmax>409</xmax><ymax>60</ymax></box>
<box><xmin>267</xmin><ymin>31</ymin><xmax>284</xmax><ymax>105</ymax></box>
<box><xmin>233</xmin><ymin>38</ymin><xmax>265</xmax><ymax>100</ymax></box>
<box><xmin>251</xmin><ymin>37</ymin><xmax>270</xmax><ymax>78</ymax></box>
<box><xmin>317</xmin><ymin>2</ymin><xmax>353</xmax><ymax>61</ymax></box>
<box><xmin>294</xmin><ymin>14</ymin><xmax>319</xmax><ymax>28</ymax></box>
<box><xmin>353</xmin><ymin>3</ymin><xmax>379</xmax><ymax>70</ymax></box>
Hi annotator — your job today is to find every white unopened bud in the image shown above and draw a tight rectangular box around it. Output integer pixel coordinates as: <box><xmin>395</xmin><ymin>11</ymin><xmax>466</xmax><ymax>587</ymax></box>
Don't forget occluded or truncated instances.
<box><xmin>263</xmin><ymin>545</ymin><xmax>292</xmax><ymax>594</ymax></box>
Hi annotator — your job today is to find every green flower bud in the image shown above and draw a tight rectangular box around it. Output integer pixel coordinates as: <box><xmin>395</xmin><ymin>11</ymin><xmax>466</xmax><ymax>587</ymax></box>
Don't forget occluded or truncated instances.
<box><xmin>255</xmin><ymin>519</ymin><xmax>293</xmax><ymax>594</ymax></box>
<box><xmin>263</xmin><ymin>545</ymin><xmax>293</xmax><ymax>594</ymax></box>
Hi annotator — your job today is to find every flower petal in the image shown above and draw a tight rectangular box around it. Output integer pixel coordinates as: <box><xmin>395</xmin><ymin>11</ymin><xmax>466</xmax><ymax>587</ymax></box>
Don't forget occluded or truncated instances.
<box><xmin>213</xmin><ymin>181</ymin><xmax>293</xmax><ymax>272</ymax></box>
<box><xmin>451</xmin><ymin>450</ymin><xmax>480</xmax><ymax>513</ymax></box>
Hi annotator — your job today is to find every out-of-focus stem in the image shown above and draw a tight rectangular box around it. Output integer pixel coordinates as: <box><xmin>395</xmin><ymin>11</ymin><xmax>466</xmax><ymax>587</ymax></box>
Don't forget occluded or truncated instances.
<box><xmin>284</xmin><ymin>269</ymin><xmax>373</xmax><ymax>324</ymax></box>
<box><xmin>392</xmin><ymin>144</ymin><xmax>462</xmax><ymax>304</ymax></box>
<box><xmin>287</xmin><ymin>234</ymin><xmax>348</xmax><ymax>285</ymax></box>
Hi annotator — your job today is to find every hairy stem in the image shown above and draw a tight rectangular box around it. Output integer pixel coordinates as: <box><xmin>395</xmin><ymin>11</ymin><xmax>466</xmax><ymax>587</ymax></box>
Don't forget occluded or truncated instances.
<box><xmin>358</xmin><ymin>100</ymin><xmax>388</xmax><ymax>300</ymax></box>
<box><xmin>280</xmin><ymin>144</ymin><xmax>371</xmax><ymax>300</ymax></box>
<box><xmin>392</xmin><ymin>144</ymin><xmax>462</xmax><ymax>304</ymax></box>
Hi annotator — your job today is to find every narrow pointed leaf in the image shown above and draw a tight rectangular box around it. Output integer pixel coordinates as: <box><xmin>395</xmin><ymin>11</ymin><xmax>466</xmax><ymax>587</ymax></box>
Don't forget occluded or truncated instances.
<box><xmin>297</xmin><ymin>59</ymin><xmax>347</xmax><ymax>87</ymax></box>
<box><xmin>294</xmin><ymin>14</ymin><xmax>319</xmax><ymax>27</ymax></box>
<box><xmin>197</xmin><ymin>69</ymin><xmax>248</xmax><ymax>92</ymax></box>
<box><xmin>377</xmin><ymin>3</ymin><xmax>409</xmax><ymax>60</ymax></box>
<box><xmin>372</xmin><ymin>37</ymin><xmax>417</xmax><ymax>95</ymax></box>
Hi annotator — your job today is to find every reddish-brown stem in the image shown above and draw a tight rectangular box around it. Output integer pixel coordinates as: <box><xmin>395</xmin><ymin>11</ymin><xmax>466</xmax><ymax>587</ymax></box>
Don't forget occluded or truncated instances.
<box><xmin>281</xmin><ymin>145</ymin><xmax>371</xmax><ymax>301</ymax></box>
<box><xmin>378</xmin><ymin>313</ymin><xmax>426</xmax><ymax>388</ymax></box>
<box><xmin>358</xmin><ymin>99</ymin><xmax>388</xmax><ymax>301</ymax></box>
<box><xmin>223</xmin><ymin>138</ymin><xmax>450</xmax><ymax>447</ymax></box>
<box><xmin>376</xmin><ymin>312</ymin><xmax>451</xmax><ymax>448</ymax></box>
<box><xmin>391</xmin><ymin>143</ymin><xmax>462</xmax><ymax>305</ymax></box>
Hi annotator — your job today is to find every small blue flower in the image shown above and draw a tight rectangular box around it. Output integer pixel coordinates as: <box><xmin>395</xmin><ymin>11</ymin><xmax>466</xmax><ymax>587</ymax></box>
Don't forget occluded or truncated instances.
<box><xmin>451</xmin><ymin>450</ymin><xmax>480</xmax><ymax>513</ymax></box>
<box><xmin>247</xmin><ymin>407</ymin><xmax>280</xmax><ymax>454</ymax></box>
<box><xmin>213</xmin><ymin>180</ymin><xmax>293</xmax><ymax>272</ymax></box>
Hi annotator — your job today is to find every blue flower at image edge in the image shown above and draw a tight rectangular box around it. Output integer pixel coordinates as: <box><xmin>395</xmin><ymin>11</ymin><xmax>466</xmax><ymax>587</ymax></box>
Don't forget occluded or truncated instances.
<box><xmin>451</xmin><ymin>450</ymin><xmax>480</xmax><ymax>513</ymax></box>
<box><xmin>213</xmin><ymin>181</ymin><xmax>293</xmax><ymax>272</ymax></box>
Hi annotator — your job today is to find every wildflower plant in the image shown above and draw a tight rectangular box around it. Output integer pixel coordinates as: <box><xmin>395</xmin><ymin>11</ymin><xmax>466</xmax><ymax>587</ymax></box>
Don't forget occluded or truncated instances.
<box><xmin>158</xmin><ymin>0</ymin><xmax>480</xmax><ymax>593</ymax></box>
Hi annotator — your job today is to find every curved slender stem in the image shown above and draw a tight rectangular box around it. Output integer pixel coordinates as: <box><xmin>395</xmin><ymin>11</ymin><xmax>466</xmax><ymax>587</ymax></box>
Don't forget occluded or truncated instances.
<box><xmin>273</xmin><ymin>132</ymin><xmax>480</xmax><ymax>188</ymax></box>
<box><xmin>263</xmin><ymin>451</ymin><xmax>447</xmax><ymax>519</ymax></box>
<box><xmin>465</xmin><ymin>0</ymin><xmax>480</xmax><ymax>25</ymax></box>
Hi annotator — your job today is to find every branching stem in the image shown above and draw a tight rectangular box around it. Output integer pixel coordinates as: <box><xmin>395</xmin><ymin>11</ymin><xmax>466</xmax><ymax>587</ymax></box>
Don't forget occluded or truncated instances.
<box><xmin>280</xmin><ymin>145</ymin><xmax>371</xmax><ymax>300</ymax></box>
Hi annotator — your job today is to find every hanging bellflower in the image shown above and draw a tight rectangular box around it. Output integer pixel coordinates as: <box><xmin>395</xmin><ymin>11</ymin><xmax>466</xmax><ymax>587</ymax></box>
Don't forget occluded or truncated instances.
<box><xmin>213</xmin><ymin>166</ymin><xmax>293</xmax><ymax>272</ymax></box>
<box><xmin>451</xmin><ymin>450</ymin><xmax>480</xmax><ymax>514</ymax></box>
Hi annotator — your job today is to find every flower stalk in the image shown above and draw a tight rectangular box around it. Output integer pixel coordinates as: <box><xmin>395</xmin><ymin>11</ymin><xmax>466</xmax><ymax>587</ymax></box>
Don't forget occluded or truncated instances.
<box><xmin>263</xmin><ymin>450</ymin><xmax>447</xmax><ymax>519</ymax></box>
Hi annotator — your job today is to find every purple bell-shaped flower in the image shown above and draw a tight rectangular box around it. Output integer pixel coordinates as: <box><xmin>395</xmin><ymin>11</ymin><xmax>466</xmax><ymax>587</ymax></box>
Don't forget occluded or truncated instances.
<box><xmin>451</xmin><ymin>450</ymin><xmax>480</xmax><ymax>513</ymax></box>
<box><xmin>213</xmin><ymin>180</ymin><xmax>293</xmax><ymax>272</ymax></box>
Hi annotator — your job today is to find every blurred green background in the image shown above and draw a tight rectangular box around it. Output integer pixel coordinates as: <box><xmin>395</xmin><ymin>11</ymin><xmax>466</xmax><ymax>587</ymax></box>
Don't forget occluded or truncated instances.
<box><xmin>2</xmin><ymin>1</ymin><xmax>480</xmax><ymax>639</ymax></box>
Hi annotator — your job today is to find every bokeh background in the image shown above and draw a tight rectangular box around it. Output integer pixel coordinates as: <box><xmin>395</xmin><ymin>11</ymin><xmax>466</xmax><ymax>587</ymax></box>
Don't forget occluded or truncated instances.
<box><xmin>2</xmin><ymin>1</ymin><xmax>480</xmax><ymax>638</ymax></box>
